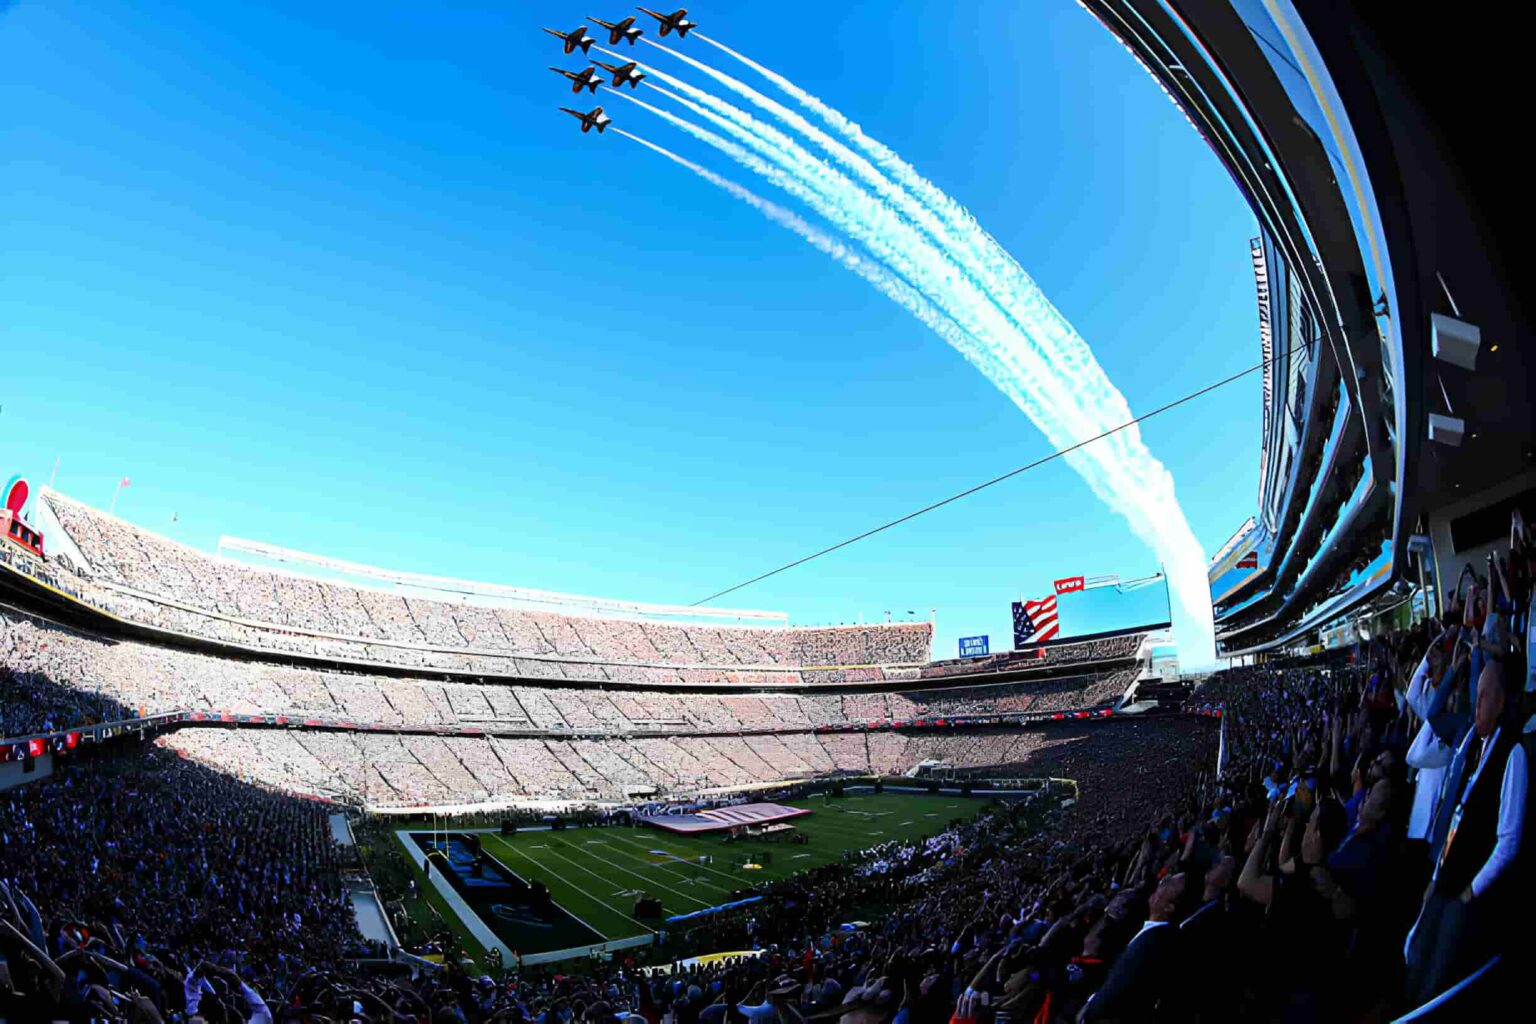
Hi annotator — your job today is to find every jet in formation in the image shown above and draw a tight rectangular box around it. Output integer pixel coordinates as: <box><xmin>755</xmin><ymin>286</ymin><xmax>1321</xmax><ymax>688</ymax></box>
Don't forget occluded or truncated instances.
<box><xmin>549</xmin><ymin>65</ymin><xmax>604</xmax><ymax>94</ymax></box>
<box><xmin>561</xmin><ymin>105</ymin><xmax>612</xmax><ymax>134</ymax></box>
<box><xmin>542</xmin><ymin>25</ymin><xmax>595</xmax><ymax>55</ymax></box>
<box><xmin>636</xmin><ymin>7</ymin><xmax>697</xmax><ymax>38</ymax></box>
<box><xmin>589</xmin><ymin>15</ymin><xmax>643</xmax><ymax>45</ymax></box>
<box><xmin>591</xmin><ymin>59</ymin><xmax>646</xmax><ymax>88</ymax></box>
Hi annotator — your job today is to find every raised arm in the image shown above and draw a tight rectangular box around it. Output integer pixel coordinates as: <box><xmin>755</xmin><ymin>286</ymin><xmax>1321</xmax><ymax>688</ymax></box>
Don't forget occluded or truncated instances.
<box><xmin>1237</xmin><ymin>800</ymin><xmax>1285</xmax><ymax>907</ymax></box>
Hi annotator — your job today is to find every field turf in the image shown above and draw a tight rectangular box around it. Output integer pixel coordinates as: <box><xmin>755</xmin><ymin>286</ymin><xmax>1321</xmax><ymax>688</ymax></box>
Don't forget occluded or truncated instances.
<box><xmin>409</xmin><ymin>792</ymin><xmax>987</xmax><ymax>954</ymax></box>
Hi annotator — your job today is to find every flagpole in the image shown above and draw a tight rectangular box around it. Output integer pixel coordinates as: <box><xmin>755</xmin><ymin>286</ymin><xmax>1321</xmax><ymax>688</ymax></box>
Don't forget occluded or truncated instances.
<box><xmin>49</xmin><ymin>457</ymin><xmax>60</xmax><ymax>489</ymax></box>
<box><xmin>109</xmin><ymin>479</ymin><xmax>124</xmax><ymax>515</ymax></box>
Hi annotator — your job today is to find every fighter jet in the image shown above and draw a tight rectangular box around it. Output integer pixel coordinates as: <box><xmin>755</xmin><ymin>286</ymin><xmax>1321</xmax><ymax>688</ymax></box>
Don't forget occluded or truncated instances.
<box><xmin>636</xmin><ymin>7</ymin><xmax>696</xmax><ymax>39</ymax></box>
<box><xmin>590</xmin><ymin>15</ymin><xmax>643</xmax><ymax>46</ymax></box>
<box><xmin>549</xmin><ymin>65</ymin><xmax>604</xmax><ymax>94</ymax></box>
<box><xmin>543</xmin><ymin>25</ymin><xmax>595</xmax><ymax>55</ymax></box>
<box><xmin>561</xmin><ymin>105</ymin><xmax>612</xmax><ymax>134</ymax></box>
<box><xmin>592</xmin><ymin>59</ymin><xmax>646</xmax><ymax>88</ymax></box>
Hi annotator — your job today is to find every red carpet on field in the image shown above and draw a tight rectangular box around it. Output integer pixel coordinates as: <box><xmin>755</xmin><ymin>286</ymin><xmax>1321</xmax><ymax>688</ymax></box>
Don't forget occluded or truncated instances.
<box><xmin>636</xmin><ymin>802</ymin><xmax>811</xmax><ymax>834</ymax></box>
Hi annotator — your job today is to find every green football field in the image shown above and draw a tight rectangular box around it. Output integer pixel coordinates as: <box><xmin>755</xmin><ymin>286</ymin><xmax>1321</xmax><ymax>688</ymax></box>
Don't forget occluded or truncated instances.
<box><xmin>424</xmin><ymin>792</ymin><xmax>989</xmax><ymax>952</ymax></box>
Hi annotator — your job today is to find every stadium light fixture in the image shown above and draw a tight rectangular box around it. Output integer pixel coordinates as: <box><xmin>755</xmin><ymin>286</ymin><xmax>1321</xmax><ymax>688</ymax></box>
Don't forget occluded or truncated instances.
<box><xmin>1430</xmin><ymin>312</ymin><xmax>1481</xmax><ymax>371</ymax></box>
<box><xmin>1427</xmin><ymin>413</ymin><xmax>1464</xmax><ymax>447</ymax></box>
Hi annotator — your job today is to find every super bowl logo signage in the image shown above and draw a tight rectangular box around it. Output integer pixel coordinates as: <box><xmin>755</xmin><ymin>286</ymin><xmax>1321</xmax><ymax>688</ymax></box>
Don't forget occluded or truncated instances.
<box><xmin>3</xmin><ymin>475</ymin><xmax>29</xmax><ymax>518</ymax></box>
<box><xmin>1054</xmin><ymin>576</ymin><xmax>1085</xmax><ymax>594</ymax></box>
<box><xmin>958</xmin><ymin>635</ymin><xmax>989</xmax><ymax>659</ymax></box>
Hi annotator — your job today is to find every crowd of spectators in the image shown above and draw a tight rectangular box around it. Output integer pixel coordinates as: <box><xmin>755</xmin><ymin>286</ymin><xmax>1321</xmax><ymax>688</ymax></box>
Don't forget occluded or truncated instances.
<box><xmin>0</xmin><ymin>707</ymin><xmax>1212</xmax><ymax>1023</ymax></box>
<box><xmin>39</xmin><ymin>491</ymin><xmax>931</xmax><ymax>683</ymax></box>
<box><xmin>0</xmin><ymin>748</ymin><xmax>368</xmax><ymax>1022</ymax></box>
<box><xmin>155</xmin><ymin>725</ymin><xmax>1138</xmax><ymax>807</ymax></box>
<box><xmin>905</xmin><ymin>671</ymin><xmax>1136</xmax><ymax>718</ymax></box>
<box><xmin>0</xmin><ymin>665</ymin><xmax>128</xmax><ymax>739</ymax></box>
<box><xmin>7</xmin><ymin>502</ymin><xmax>1529</xmax><ymax>1019</ymax></box>
<box><xmin>0</xmin><ymin>608</ymin><xmax>1125</xmax><ymax>746</ymax></box>
<box><xmin>918</xmin><ymin>635</ymin><xmax>1144</xmax><ymax>682</ymax></box>
<box><xmin>5</xmin><ymin>602</ymin><xmax>1527</xmax><ymax>1020</ymax></box>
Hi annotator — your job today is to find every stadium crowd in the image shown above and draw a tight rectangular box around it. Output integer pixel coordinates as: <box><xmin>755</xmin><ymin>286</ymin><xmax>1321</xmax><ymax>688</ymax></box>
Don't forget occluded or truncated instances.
<box><xmin>2</xmin><ymin>607</ymin><xmax>1528</xmax><ymax>1020</ymax></box>
<box><xmin>4</xmin><ymin>504</ymin><xmax>1530</xmax><ymax>1019</ymax></box>
<box><xmin>155</xmin><ymin>725</ymin><xmax>1141</xmax><ymax>807</ymax></box>
<box><xmin>39</xmin><ymin>491</ymin><xmax>931</xmax><ymax>684</ymax></box>
<box><xmin>917</xmin><ymin>635</ymin><xmax>1144</xmax><ymax>680</ymax></box>
<box><xmin>0</xmin><ymin>665</ymin><xmax>124</xmax><ymax>739</ymax></box>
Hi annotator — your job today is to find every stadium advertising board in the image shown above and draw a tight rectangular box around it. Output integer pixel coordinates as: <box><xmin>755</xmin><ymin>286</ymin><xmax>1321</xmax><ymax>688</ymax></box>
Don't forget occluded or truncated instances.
<box><xmin>1013</xmin><ymin>573</ymin><xmax>1171</xmax><ymax>648</ymax></box>
<box><xmin>1208</xmin><ymin>519</ymin><xmax>1274</xmax><ymax>607</ymax></box>
<box><xmin>958</xmin><ymin>635</ymin><xmax>989</xmax><ymax>658</ymax></box>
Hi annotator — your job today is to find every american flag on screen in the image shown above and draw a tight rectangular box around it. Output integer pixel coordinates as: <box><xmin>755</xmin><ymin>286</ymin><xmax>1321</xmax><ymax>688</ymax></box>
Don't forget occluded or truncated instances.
<box><xmin>1013</xmin><ymin>593</ymin><xmax>1061</xmax><ymax>646</ymax></box>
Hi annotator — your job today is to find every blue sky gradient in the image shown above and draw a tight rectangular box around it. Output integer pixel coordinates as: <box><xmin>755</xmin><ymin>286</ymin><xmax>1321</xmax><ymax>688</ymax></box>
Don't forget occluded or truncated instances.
<box><xmin>1</xmin><ymin>1</ymin><xmax>1260</xmax><ymax>659</ymax></box>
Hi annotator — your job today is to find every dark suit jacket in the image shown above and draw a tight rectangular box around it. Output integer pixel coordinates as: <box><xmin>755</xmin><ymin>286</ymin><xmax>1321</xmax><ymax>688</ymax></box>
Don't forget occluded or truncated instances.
<box><xmin>1080</xmin><ymin>920</ymin><xmax>1181</xmax><ymax>1022</ymax></box>
<box><xmin>1174</xmin><ymin>899</ymin><xmax>1236</xmax><ymax>1021</ymax></box>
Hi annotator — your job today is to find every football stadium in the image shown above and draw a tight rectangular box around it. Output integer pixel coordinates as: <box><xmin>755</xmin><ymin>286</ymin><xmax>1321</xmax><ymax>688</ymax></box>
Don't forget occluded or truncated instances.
<box><xmin>1</xmin><ymin>3</ymin><xmax>1531</xmax><ymax>1023</ymax></box>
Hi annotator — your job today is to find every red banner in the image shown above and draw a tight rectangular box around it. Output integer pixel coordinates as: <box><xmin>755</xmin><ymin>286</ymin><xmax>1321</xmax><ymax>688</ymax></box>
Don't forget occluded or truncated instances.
<box><xmin>1054</xmin><ymin>576</ymin><xmax>1085</xmax><ymax>594</ymax></box>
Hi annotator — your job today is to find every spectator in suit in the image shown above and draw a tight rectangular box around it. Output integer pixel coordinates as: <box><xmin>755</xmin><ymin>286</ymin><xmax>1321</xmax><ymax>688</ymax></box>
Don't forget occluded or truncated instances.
<box><xmin>1404</xmin><ymin>653</ymin><xmax>1527</xmax><ymax>1005</ymax></box>
<box><xmin>1076</xmin><ymin>871</ymin><xmax>1188</xmax><ymax>1022</ymax></box>
<box><xmin>1174</xmin><ymin>853</ymin><xmax>1236</xmax><ymax>1023</ymax></box>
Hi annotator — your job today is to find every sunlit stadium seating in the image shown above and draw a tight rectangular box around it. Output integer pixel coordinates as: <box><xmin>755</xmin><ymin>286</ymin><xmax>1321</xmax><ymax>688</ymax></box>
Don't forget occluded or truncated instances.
<box><xmin>41</xmin><ymin>489</ymin><xmax>931</xmax><ymax>683</ymax></box>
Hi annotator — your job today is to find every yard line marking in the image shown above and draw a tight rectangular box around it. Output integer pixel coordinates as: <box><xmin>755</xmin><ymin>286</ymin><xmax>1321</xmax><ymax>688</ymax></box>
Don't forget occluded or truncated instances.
<box><xmin>582</xmin><ymin>845</ymin><xmax>719</xmax><ymax>907</ymax></box>
<box><xmin>474</xmin><ymin>843</ymin><xmax>611</xmax><ymax>942</ymax></box>
<box><xmin>601</xmin><ymin>832</ymin><xmax>748</xmax><ymax>886</ymax></box>
<box><xmin>491</xmin><ymin>839</ymin><xmax>652</xmax><ymax>935</ymax></box>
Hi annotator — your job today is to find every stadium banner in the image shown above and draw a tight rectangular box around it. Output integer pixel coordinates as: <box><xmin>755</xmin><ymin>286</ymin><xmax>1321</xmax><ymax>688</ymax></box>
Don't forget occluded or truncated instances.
<box><xmin>1053</xmin><ymin>576</ymin><xmax>1085</xmax><ymax>594</ymax></box>
<box><xmin>1014</xmin><ymin>573</ymin><xmax>1171</xmax><ymax>648</ymax></box>
<box><xmin>1208</xmin><ymin>518</ymin><xmax>1274</xmax><ymax>606</ymax></box>
<box><xmin>958</xmin><ymin>635</ymin><xmax>990</xmax><ymax>658</ymax></box>
<box><xmin>2</xmin><ymin>712</ymin><xmax>185</xmax><ymax>763</ymax></box>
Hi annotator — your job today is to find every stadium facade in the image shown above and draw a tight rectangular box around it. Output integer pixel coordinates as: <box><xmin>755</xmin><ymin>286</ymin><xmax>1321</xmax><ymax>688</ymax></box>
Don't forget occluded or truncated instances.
<box><xmin>1081</xmin><ymin>0</ymin><xmax>1533</xmax><ymax>656</ymax></box>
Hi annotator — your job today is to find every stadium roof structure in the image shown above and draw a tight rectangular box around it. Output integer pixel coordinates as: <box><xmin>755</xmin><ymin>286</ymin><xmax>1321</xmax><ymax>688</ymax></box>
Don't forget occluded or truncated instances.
<box><xmin>1082</xmin><ymin>0</ymin><xmax>1531</xmax><ymax>656</ymax></box>
<box><xmin>216</xmin><ymin>534</ymin><xmax>789</xmax><ymax>623</ymax></box>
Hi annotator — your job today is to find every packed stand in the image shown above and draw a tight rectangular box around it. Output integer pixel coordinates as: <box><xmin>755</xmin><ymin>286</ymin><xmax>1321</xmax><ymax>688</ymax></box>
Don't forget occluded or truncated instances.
<box><xmin>0</xmin><ymin>747</ymin><xmax>368</xmax><ymax>1023</ymax></box>
<box><xmin>919</xmin><ymin>633</ymin><xmax>1144</xmax><ymax>681</ymax></box>
<box><xmin>39</xmin><ymin>489</ymin><xmax>931</xmax><ymax>683</ymax></box>
<box><xmin>14</xmin><ymin>610</ymin><xmax>1530</xmax><ymax>1020</ymax></box>
<box><xmin>2</xmin><ymin>607</ymin><xmax>1115</xmax><ymax>751</ymax></box>
<box><xmin>0</xmin><ymin>665</ymin><xmax>130</xmax><ymax>739</ymax></box>
<box><xmin>158</xmin><ymin>728</ymin><xmax>1080</xmax><ymax>806</ymax></box>
<box><xmin>905</xmin><ymin>670</ymin><xmax>1137</xmax><ymax>718</ymax></box>
<box><xmin>7</xmin><ymin>515</ymin><xmax>1532</xmax><ymax>1020</ymax></box>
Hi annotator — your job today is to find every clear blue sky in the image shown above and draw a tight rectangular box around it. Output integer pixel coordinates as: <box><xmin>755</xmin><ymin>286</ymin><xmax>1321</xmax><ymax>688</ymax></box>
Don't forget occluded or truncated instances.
<box><xmin>1</xmin><ymin>1</ymin><xmax>1261</xmax><ymax>658</ymax></box>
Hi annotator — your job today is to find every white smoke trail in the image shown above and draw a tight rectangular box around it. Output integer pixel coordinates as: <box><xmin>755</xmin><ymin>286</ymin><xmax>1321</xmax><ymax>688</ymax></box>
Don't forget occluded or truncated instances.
<box><xmin>609</xmin><ymin>89</ymin><xmax>1100</xmax><ymax>453</ymax></box>
<box><xmin>634</xmin><ymin>41</ymin><xmax>1218</xmax><ymax>663</ymax></box>
<box><xmin>611</xmin><ymin>127</ymin><xmax>993</xmax><ymax>381</ymax></box>
<box><xmin>640</xmin><ymin>39</ymin><xmax>1150</xmax><ymax>443</ymax></box>
<box><xmin>611</xmin><ymin>126</ymin><xmax>1153</xmax><ymax>572</ymax></box>
<box><xmin>631</xmin><ymin>41</ymin><xmax>1013</xmax><ymax>300</ymax></box>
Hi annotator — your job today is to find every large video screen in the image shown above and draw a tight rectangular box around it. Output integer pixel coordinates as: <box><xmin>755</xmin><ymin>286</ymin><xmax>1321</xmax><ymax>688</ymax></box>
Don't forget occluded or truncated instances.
<box><xmin>1013</xmin><ymin>575</ymin><xmax>1171</xmax><ymax>648</ymax></box>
